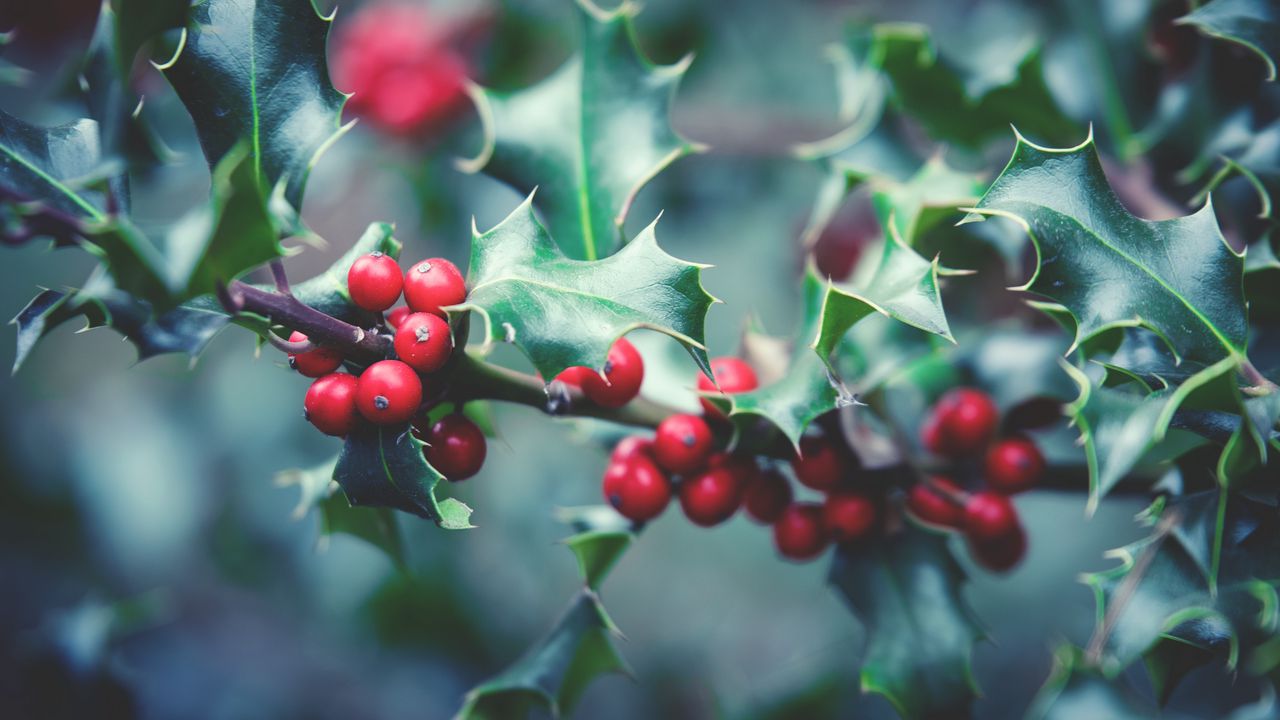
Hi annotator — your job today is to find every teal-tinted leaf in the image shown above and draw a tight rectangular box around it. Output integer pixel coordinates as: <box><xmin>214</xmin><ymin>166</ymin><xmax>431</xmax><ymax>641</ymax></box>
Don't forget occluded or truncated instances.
<box><xmin>830</xmin><ymin>525</ymin><xmax>983</xmax><ymax>719</ymax></box>
<box><xmin>1028</xmin><ymin>646</ymin><xmax>1156</xmax><ymax>720</ymax></box>
<box><xmin>707</xmin><ymin>270</ymin><xmax>847</xmax><ymax>449</ymax></box>
<box><xmin>968</xmin><ymin>133</ymin><xmax>1248</xmax><ymax>367</ymax></box>
<box><xmin>110</xmin><ymin>0</ymin><xmax>190</xmax><ymax>77</ymax></box>
<box><xmin>1245</xmin><ymin>235</ymin><xmax>1280</xmax><ymax>320</ymax></box>
<box><xmin>277</xmin><ymin>457</ymin><xmax>405</xmax><ymax>567</ymax></box>
<box><xmin>455</xmin><ymin>590</ymin><xmax>630</xmax><ymax>720</ymax></box>
<box><xmin>334</xmin><ymin>424</ymin><xmax>473</xmax><ymax>529</ymax></box>
<box><xmin>1179</xmin><ymin>0</ymin><xmax>1280</xmax><ymax>81</ymax></box>
<box><xmin>460</xmin><ymin>0</ymin><xmax>700</xmax><ymax>261</ymax></box>
<box><xmin>0</xmin><ymin>109</ymin><xmax>111</xmax><ymax>221</ymax></box>
<box><xmin>457</xmin><ymin>196</ymin><xmax>715</xmax><ymax>381</ymax></box>
<box><xmin>860</xmin><ymin>23</ymin><xmax>1080</xmax><ymax>148</ymax></box>
<box><xmin>1083</xmin><ymin>491</ymin><xmax>1280</xmax><ymax>685</ymax></box>
<box><xmin>291</xmin><ymin>221</ymin><xmax>400</xmax><ymax>324</ymax></box>
<box><xmin>159</xmin><ymin>0</ymin><xmax>352</xmax><ymax>211</ymax></box>
<box><xmin>812</xmin><ymin>227</ymin><xmax>953</xmax><ymax>367</ymax></box>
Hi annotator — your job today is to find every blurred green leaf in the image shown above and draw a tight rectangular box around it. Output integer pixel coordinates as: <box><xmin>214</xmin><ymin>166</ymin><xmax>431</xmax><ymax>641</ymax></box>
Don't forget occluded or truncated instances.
<box><xmin>969</xmin><ymin>133</ymin><xmax>1248</xmax><ymax>368</ymax></box>
<box><xmin>1180</xmin><ymin>0</ymin><xmax>1280</xmax><ymax>81</ymax></box>
<box><xmin>1028</xmin><ymin>645</ymin><xmax>1156</xmax><ymax>720</ymax></box>
<box><xmin>277</xmin><ymin>457</ymin><xmax>405</xmax><ymax>567</ymax></box>
<box><xmin>459</xmin><ymin>0</ymin><xmax>701</xmax><ymax>261</ymax></box>
<box><xmin>0</xmin><ymin>109</ymin><xmax>113</xmax><ymax>221</ymax></box>
<box><xmin>159</xmin><ymin>0</ymin><xmax>351</xmax><ymax>211</ymax></box>
<box><xmin>456</xmin><ymin>195</ymin><xmax>714</xmax><ymax>380</ymax></box>
<box><xmin>829</xmin><ymin>525</ymin><xmax>984</xmax><ymax>720</ymax></box>
<box><xmin>455</xmin><ymin>589</ymin><xmax>630</xmax><ymax>720</ymax></box>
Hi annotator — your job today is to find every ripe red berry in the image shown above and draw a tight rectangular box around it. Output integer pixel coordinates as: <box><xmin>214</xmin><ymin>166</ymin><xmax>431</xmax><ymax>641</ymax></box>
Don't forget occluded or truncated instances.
<box><xmin>773</xmin><ymin>503</ymin><xmax>829</xmax><ymax>561</ymax></box>
<box><xmin>355</xmin><ymin>359</ymin><xmax>423</xmax><ymax>424</ymax></box>
<box><xmin>696</xmin><ymin>356</ymin><xmax>759</xmax><ymax>417</ymax></box>
<box><xmin>611</xmin><ymin>435</ymin><xmax>654</xmax><ymax>463</ymax></box>
<box><xmin>602</xmin><ymin>454</ymin><xmax>671</xmax><ymax>522</ymax></box>
<box><xmin>742</xmin><ymin>468</ymin><xmax>792</xmax><ymax>524</ymax></box>
<box><xmin>347</xmin><ymin>252</ymin><xmax>404</xmax><ymax>312</ymax></box>
<box><xmin>679</xmin><ymin>466</ymin><xmax>743</xmax><ymax>527</ymax></box>
<box><xmin>404</xmin><ymin>258</ymin><xmax>466</xmax><ymax>317</ymax></box>
<box><xmin>927</xmin><ymin>388</ymin><xmax>999</xmax><ymax>457</ymax></box>
<box><xmin>823</xmin><ymin>492</ymin><xmax>877</xmax><ymax>543</ymax></box>
<box><xmin>905</xmin><ymin>477</ymin><xmax>966</xmax><ymax>529</ymax></box>
<box><xmin>423</xmin><ymin>414</ymin><xmax>487</xmax><ymax>481</ymax></box>
<box><xmin>385</xmin><ymin>306</ymin><xmax>410</xmax><ymax>329</ymax></box>
<box><xmin>968</xmin><ymin>524</ymin><xmax>1027</xmax><ymax>573</ymax></box>
<box><xmin>393</xmin><ymin>312</ymin><xmax>452</xmax><ymax>374</ymax></box>
<box><xmin>304</xmin><ymin>373</ymin><xmax>359</xmax><ymax>436</ymax></box>
<box><xmin>653</xmin><ymin>414</ymin><xmax>713</xmax><ymax>474</ymax></box>
<box><xmin>287</xmin><ymin>331</ymin><xmax>343</xmax><ymax>377</ymax></box>
<box><xmin>985</xmin><ymin>437</ymin><xmax>1045</xmax><ymax>495</ymax></box>
<box><xmin>578</xmin><ymin>338</ymin><xmax>644</xmax><ymax>408</ymax></box>
<box><xmin>791</xmin><ymin>435</ymin><xmax>845</xmax><ymax>491</ymax></box>
<box><xmin>963</xmin><ymin>492</ymin><xmax>1020</xmax><ymax>542</ymax></box>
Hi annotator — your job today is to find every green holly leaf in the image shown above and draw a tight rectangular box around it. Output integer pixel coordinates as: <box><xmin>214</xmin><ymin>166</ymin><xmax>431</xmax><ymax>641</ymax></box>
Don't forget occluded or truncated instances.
<box><xmin>334</xmin><ymin>424</ymin><xmax>474</xmax><ymax>529</ymax></box>
<box><xmin>459</xmin><ymin>0</ymin><xmax>701</xmax><ymax>261</ymax></box>
<box><xmin>291</xmin><ymin>221</ymin><xmax>401</xmax><ymax>324</ymax></box>
<box><xmin>1179</xmin><ymin>0</ymin><xmax>1280</xmax><ymax>81</ymax></box>
<box><xmin>705</xmin><ymin>270</ymin><xmax>848</xmax><ymax>449</ymax></box>
<box><xmin>455</xmin><ymin>589</ymin><xmax>630</xmax><ymax>720</ymax></box>
<box><xmin>967</xmin><ymin>132</ymin><xmax>1249</xmax><ymax>368</ymax></box>
<box><xmin>1082</xmin><ymin>491</ymin><xmax>1280</xmax><ymax>688</ymax></box>
<box><xmin>557</xmin><ymin>506</ymin><xmax>634</xmax><ymax>591</ymax></box>
<box><xmin>159</xmin><ymin>0</ymin><xmax>352</xmax><ymax>212</ymax></box>
<box><xmin>811</xmin><ymin>227</ymin><xmax>953</xmax><ymax>368</ymax></box>
<box><xmin>830</xmin><ymin>525</ymin><xmax>984</xmax><ymax>719</ymax></box>
<box><xmin>457</xmin><ymin>195</ymin><xmax>715</xmax><ymax>381</ymax></box>
<box><xmin>109</xmin><ymin>0</ymin><xmax>190</xmax><ymax>78</ymax></box>
<box><xmin>0</xmin><ymin>108</ymin><xmax>114</xmax><ymax>222</ymax></box>
<box><xmin>856</xmin><ymin>23</ymin><xmax>1080</xmax><ymax>149</ymax></box>
<box><xmin>1028</xmin><ymin>646</ymin><xmax>1156</xmax><ymax>720</ymax></box>
<box><xmin>276</xmin><ymin>456</ymin><xmax>405</xmax><ymax>568</ymax></box>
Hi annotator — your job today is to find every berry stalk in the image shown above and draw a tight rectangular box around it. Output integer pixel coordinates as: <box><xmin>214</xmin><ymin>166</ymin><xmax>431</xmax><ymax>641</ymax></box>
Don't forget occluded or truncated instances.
<box><xmin>220</xmin><ymin>279</ymin><xmax>393</xmax><ymax>360</ymax></box>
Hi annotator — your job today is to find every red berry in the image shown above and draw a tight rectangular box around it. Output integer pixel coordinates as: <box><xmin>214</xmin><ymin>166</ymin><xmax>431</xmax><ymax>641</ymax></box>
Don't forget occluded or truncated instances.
<box><xmin>347</xmin><ymin>252</ymin><xmax>404</xmax><ymax>312</ymax></box>
<box><xmin>393</xmin><ymin>312</ymin><xmax>453</xmax><ymax>374</ymax></box>
<box><xmin>920</xmin><ymin>416</ymin><xmax>944</xmax><ymax>454</ymax></box>
<box><xmin>905</xmin><ymin>477</ymin><xmax>966</xmax><ymax>529</ymax></box>
<box><xmin>653</xmin><ymin>414</ymin><xmax>713</xmax><ymax>474</ymax></box>
<box><xmin>287</xmin><ymin>331</ymin><xmax>343</xmax><ymax>377</ymax></box>
<box><xmin>791</xmin><ymin>435</ymin><xmax>845</xmax><ymax>491</ymax></box>
<box><xmin>404</xmin><ymin>258</ymin><xmax>466</xmax><ymax>317</ymax></box>
<box><xmin>968</xmin><ymin>524</ymin><xmax>1027</xmax><ymax>573</ymax></box>
<box><xmin>742</xmin><ymin>469</ymin><xmax>792</xmax><ymax>524</ymax></box>
<box><xmin>578</xmin><ymin>337</ymin><xmax>644</xmax><ymax>408</ymax></box>
<box><xmin>603</xmin><ymin>454</ymin><xmax>671</xmax><ymax>522</ymax></box>
<box><xmin>554</xmin><ymin>366</ymin><xmax>590</xmax><ymax>387</ymax></box>
<box><xmin>679</xmin><ymin>466</ymin><xmax>743</xmax><ymax>527</ymax></box>
<box><xmin>823</xmin><ymin>492</ymin><xmax>877</xmax><ymax>543</ymax></box>
<box><xmin>355</xmin><ymin>359</ymin><xmax>423</xmax><ymax>424</ymax></box>
<box><xmin>386</xmin><ymin>306</ymin><xmax>411</xmax><ymax>329</ymax></box>
<box><xmin>304</xmin><ymin>373</ymin><xmax>359</xmax><ymax>436</ymax></box>
<box><xmin>963</xmin><ymin>492</ymin><xmax>1020</xmax><ymax>542</ymax></box>
<box><xmin>423</xmin><ymin>414</ymin><xmax>486</xmax><ymax>481</ymax></box>
<box><xmin>985</xmin><ymin>437</ymin><xmax>1045</xmax><ymax>495</ymax></box>
<box><xmin>928</xmin><ymin>388</ymin><xmax>999</xmax><ymax>457</ymax></box>
<box><xmin>696</xmin><ymin>357</ymin><xmax>759</xmax><ymax>417</ymax></box>
<box><xmin>611</xmin><ymin>435</ymin><xmax>654</xmax><ymax>463</ymax></box>
<box><xmin>773</xmin><ymin>503</ymin><xmax>829</xmax><ymax>561</ymax></box>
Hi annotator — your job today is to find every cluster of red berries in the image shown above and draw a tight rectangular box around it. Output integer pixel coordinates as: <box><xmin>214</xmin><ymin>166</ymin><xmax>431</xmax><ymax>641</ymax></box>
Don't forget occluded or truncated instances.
<box><xmin>908</xmin><ymin>388</ymin><xmax>1046</xmax><ymax>571</ymax></box>
<box><xmin>332</xmin><ymin>3</ymin><xmax>471</xmax><ymax>136</ymax></box>
<box><xmin>293</xmin><ymin>252</ymin><xmax>486</xmax><ymax>481</ymax></box>
<box><xmin>599</xmin><ymin>356</ymin><xmax>882</xmax><ymax>561</ymax></box>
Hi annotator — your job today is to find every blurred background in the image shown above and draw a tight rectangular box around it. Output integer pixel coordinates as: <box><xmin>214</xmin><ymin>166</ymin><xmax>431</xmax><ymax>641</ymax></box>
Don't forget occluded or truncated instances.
<box><xmin>0</xmin><ymin>0</ymin><xmax>1273</xmax><ymax>717</ymax></box>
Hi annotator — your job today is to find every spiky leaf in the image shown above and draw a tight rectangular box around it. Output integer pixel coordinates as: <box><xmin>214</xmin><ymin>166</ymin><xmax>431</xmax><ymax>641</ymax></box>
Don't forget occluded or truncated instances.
<box><xmin>333</xmin><ymin>424</ymin><xmax>473</xmax><ymax>529</ymax></box>
<box><xmin>276</xmin><ymin>456</ymin><xmax>405</xmax><ymax>567</ymax></box>
<box><xmin>460</xmin><ymin>0</ymin><xmax>700</xmax><ymax>260</ymax></box>
<box><xmin>1083</xmin><ymin>492</ymin><xmax>1280</xmax><ymax>687</ymax></box>
<box><xmin>456</xmin><ymin>196</ymin><xmax>714</xmax><ymax>380</ymax></box>
<box><xmin>968</xmin><ymin>134</ymin><xmax>1248</xmax><ymax>367</ymax></box>
<box><xmin>159</xmin><ymin>0</ymin><xmax>351</xmax><ymax>211</ymax></box>
<box><xmin>0</xmin><ymin>109</ymin><xmax>112</xmax><ymax>221</ymax></box>
<box><xmin>1179</xmin><ymin>0</ymin><xmax>1280</xmax><ymax>81</ymax></box>
<box><xmin>812</xmin><ymin>228</ymin><xmax>953</xmax><ymax>368</ymax></box>
<box><xmin>830</xmin><ymin>525</ymin><xmax>984</xmax><ymax>719</ymax></box>
<box><xmin>455</xmin><ymin>590</ymin><xmax>629</xmax><ymax>720</ymax></box>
